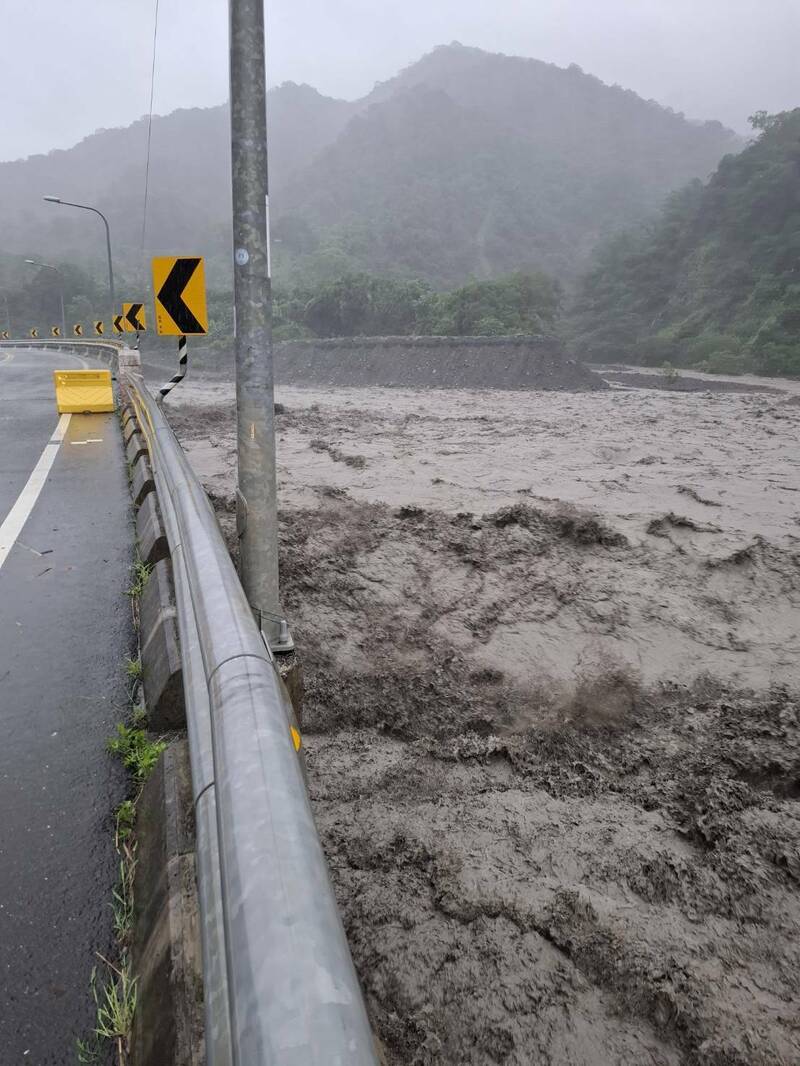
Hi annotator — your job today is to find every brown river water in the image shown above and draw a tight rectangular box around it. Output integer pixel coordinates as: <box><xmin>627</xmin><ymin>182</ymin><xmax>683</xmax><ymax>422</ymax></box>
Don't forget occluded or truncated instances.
<box><xmin>165</xmin><ymin>365</ymin><xmax>800</xmax><ymax>1066</ymax></box>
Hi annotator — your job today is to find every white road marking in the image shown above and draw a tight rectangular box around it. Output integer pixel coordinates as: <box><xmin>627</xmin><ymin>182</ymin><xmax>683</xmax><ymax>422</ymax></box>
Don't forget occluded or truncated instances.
<box><xmin>0</xmin><ymin>414</ymin><xmax>71</xmax><ymax>571</ymax></box>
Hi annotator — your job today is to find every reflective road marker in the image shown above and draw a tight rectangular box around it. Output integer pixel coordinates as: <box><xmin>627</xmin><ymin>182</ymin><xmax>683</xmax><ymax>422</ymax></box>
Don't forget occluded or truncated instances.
<box><xmin>0</xmin><ymin>414</ymin><xmax>71</xmax><ymax>571</ymax></box>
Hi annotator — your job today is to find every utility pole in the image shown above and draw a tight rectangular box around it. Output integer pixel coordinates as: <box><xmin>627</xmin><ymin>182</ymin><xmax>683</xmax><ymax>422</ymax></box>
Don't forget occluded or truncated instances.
<box><xmin>229</xmin><ymin>0</ymin><xmax>286</xmax><ymax>648</ymax></box>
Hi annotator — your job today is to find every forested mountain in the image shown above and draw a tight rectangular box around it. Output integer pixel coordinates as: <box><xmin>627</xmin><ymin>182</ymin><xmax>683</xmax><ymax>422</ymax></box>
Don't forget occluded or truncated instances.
<box><xmin>0</xmin><ymin>84</ymin><xmax>352</xmax><ymax>291</ymax></box>
<box><xmin>0</xmin><ymin>43</ymin><xmax>739</xmax><ymax>299</ymax></box>
<box><xmin>569</xmin><ymin>110</ymin><xmax>800</xmax><ymax>375</ymax></box>
<box><xmin>276</xmin><ymin>45</ymin><xmax>739</xmax><ymax>285</ymax></box>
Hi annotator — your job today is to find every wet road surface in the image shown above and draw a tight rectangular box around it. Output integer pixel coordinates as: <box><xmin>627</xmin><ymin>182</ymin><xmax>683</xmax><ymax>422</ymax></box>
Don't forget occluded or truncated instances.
<box><xmin>0</xmin><ymin>347</ymin><xmax>133</xmax><ymax>1063</ymax></box>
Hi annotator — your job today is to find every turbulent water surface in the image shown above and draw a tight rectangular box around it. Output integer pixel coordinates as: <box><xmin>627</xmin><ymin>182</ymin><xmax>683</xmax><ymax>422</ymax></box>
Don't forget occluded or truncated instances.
<box><xmin>165</xmin><ymin>366</ymin><xmax>800</xmax><ymax>1066</ymax></box>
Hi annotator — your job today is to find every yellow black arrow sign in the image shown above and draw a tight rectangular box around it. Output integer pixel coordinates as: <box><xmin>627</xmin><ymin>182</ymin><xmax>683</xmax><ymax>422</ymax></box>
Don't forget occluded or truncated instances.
<box><xmin>113</xmin><ymin>315</ymin><xmax>124</xmax><ymax>334</ymax></box>
<box><xmin>94</xmin><ymin>321</ymin><xmax>104</xmax><ymax>335</ymax></box>
<box><xmin>73</xmin><ymin>323</ymin><xmax>83</xmax><ymax>337</ymax></box>
<box><xmin>1</xmin><ymin>331</ymin><xmax>8</xmax><ymax>340</ymax></box>
<box><xmin>30</xmin><ymin>328</ymin><xmax>38</xmax><ymax>338</ymax></box>
<box><xmin>51</xmin><ymin>326</ymin><xmax>62</xmax><ymax>338</ymax></box>
<box><xmin>123</xmin><ymin>303</ymin><xmax>146</xmax><ymax>332</ymax></box>
<box><xmin>152</xmin><ymin>256</ymin><xmax>208</xmax><ymax>336</ymax></box>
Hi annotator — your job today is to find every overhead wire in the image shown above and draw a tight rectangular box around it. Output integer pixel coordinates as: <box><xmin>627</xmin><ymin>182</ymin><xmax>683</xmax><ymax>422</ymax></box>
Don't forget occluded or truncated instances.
<box><xmin>140</xmin><ymin>0</ymin><xmax>161</xmax><ymax>256</ymax></box>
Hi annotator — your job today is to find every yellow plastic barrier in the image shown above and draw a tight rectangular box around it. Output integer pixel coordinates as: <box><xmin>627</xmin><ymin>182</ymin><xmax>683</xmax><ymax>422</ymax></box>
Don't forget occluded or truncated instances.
<box><xmin>53</xmin><ymin>370</ymin><xmax>115</xmax><ymax>414</ymax></box>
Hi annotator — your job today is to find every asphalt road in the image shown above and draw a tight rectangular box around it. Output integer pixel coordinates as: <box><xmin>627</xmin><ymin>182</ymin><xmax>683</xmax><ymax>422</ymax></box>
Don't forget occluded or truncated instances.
<box><xmin>0</xmin><ymin>347</ymin><xmax>133</xmax><ymax>1062</ymax></box>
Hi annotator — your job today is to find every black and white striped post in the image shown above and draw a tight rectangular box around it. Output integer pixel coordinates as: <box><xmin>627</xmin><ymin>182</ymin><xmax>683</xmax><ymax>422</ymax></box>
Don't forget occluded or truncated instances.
<box><xmin>158</xmin><ymin>335</ymin><xmax>188</xmax><ymax>401</ymax></box>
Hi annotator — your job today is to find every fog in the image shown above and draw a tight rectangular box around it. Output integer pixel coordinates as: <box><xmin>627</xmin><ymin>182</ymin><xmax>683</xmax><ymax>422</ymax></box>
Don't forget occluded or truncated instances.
<box><xmin>2</xmin><ymin>0</ymin><xmax>797</xmax><ymax>161</ymax></box>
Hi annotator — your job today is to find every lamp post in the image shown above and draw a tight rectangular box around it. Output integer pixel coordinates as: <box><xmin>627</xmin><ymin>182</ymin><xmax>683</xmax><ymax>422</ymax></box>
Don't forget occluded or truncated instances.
<box><xmin>24</xmin><ymin>259</ymin><xmax>66</xmax><ymax>339</ymax></box>
<box><xmin>43</xmin><ymin>196</ymin><xmax>115</xmax><ymax>325</ymax></box>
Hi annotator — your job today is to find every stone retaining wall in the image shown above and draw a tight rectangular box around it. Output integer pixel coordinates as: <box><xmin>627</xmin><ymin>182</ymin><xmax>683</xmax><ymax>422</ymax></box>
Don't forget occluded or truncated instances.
<box><xmin>273</xmin><ymin>335</ymin><xmax>606</xmax><ymax>391</ymax></box>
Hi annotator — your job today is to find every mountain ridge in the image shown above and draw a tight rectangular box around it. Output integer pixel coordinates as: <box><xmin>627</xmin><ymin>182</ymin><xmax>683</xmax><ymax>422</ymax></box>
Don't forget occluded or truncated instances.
<box><xmin>0</xmin><ymin>43</ymin><xmax>742</xmax><ymax>290</ymax></box>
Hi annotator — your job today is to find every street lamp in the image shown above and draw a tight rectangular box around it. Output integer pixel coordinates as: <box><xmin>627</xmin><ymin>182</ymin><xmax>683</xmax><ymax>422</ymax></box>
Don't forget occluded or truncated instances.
<box><xmin>43</xmin><ymin>196</ymin><xmax>115</xmax><ymax>325</ymax></box>
<box><xmin>24</xmin><ymin>259</ymin><xmax>66</xmax><ymax>339</ymax></box>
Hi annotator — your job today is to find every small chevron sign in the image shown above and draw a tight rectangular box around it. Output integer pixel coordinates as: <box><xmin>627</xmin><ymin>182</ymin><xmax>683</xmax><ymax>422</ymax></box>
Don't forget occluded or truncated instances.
<box><xmin>123</xmin><ymin>303</ymin><xmax>146</xmax><ymax>332</ymax></box>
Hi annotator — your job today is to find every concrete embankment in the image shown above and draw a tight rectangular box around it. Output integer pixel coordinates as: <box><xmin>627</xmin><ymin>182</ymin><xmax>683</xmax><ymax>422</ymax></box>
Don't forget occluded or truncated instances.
<box><xmin>143</xmin><ymin>335</ymin><xmax>607</xmax><ymax>392</ymax></box>
<box><xmin>273</xmin><ymin>336</ymin><xmax>607</xmax><ymax>390</ymax></box>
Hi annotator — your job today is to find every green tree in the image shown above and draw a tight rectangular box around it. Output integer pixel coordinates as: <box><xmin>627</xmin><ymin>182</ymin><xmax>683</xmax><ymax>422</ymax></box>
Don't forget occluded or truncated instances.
<box><xmin>569</xmin><ymin>109</ymin><xmax>800</xmax><ymax>376</ymax></box>
<box><xmin>441</xmin><ymin>272</ymin><xmax>561</xmax><ymax>336</ymax></box>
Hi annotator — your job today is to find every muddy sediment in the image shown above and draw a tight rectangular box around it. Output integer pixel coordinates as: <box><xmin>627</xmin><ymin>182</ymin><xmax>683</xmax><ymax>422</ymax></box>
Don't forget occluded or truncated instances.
<box><xmin>600</xmin><ymin>369</ymin><xmax>782</xmax><ymax>394</ymax></box>
<box><xmin>166</xmin><ymin>368</ymin><xmax>800</xmax><ymax>1065</ymax></box>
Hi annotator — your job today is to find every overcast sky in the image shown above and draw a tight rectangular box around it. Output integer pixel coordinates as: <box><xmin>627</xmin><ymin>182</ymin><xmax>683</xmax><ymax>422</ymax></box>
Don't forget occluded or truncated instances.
<box><xmin>2</xmin><ymin>0</ymin><xmax>797</xmax><ymax>162</ymax></box>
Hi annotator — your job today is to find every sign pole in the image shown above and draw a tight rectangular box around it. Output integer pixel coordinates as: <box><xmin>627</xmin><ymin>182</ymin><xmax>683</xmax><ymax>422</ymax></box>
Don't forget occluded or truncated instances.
<box><xmin>229</xmin><ymin>0</ymin><xmax>282</xmax><ymax>646</ymax></box>
<box><xmin>158</xmin><ymin>335</ymin><xmax>189</xmax><ymax>401</ymax></box>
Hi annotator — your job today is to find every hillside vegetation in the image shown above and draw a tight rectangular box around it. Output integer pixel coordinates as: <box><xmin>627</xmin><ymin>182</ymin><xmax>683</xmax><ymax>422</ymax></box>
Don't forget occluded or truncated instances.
<box><xmin>0</xmin><ymin>43</ymin><xmax>738</xmax><ymax>301</ymax></box>
<box><xmin>569</xmin><ymin>110</ymin><xmax>800</xmax><ymax>376</ymax></box>
<box><xmin>273</xmin><ymin>271</ymin><xmax>561</xmax><ymax>340</ymax></box>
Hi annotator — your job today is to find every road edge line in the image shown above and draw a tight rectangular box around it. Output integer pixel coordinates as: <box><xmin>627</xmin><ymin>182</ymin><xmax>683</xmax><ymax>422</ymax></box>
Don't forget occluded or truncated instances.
<box><xmin>0</xmin><ymin>413</ymin><xmax>72</xmax><ymax>570</ymax></box>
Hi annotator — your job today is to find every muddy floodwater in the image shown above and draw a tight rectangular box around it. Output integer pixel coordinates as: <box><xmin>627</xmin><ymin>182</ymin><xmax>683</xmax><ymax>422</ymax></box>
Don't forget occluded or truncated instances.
<box><xmin>166</xmin><ymin>366</ymin><xmax>800</xmax><ymax>1066</ymax></box>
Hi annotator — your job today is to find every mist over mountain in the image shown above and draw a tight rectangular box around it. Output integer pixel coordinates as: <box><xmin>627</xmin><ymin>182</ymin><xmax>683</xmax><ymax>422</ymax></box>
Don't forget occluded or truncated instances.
<box><xmin>0</xmin><ymin>43</ymin><xmax>740</xmax><ymax>292</ymax></box>
<box><xmin>569</xmin><ymin>108</ymin><xmax>800</xmax><ymax>376</ymax></box>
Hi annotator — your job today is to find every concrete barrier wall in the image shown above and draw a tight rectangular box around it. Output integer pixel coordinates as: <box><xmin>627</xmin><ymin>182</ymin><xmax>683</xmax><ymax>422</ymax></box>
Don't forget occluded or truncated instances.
<box><xmin>273</xmin><ymin>335</ymin><xmax>607</xmax><ymax>391</ymax></box>
<box><xmin>141</xmin><ymin>335</ymin><xmax>607</xmax><ymax>392</ymax></box>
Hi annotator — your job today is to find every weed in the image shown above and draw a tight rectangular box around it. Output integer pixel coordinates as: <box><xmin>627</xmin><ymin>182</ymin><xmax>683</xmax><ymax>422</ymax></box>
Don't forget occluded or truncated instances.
<box><xmin>126</xmin><ymin>560</ymin><xmax>152</xmax><ymax>598</ymax></box>
<box><xmin>94</xmin><ymin>957</ymin><xmax>137</xmax><ymax>1064</ymax></box>
<box><xmin>115</xmin><ymin>800</ymin><xmax>136</xmax><ymax>845</ymax></box>
<box><xmin>130</xmin><ymin>704</ymin><xmax>148</xmax><ymax>729</ymax></box>
<box><xmin>124</xmin><ymin>655</ymin><xmax>142</xmax><ymax>681</ymax></box>
<box><xmin>79</xmin><ymin>546</ymin><xmax>151</xmax><ymax>1064</ymax></box>
<box><xmin>75</xmin><ymin>958</ymin><xmax>137</xmax><ymax>1065</ymax></box>
<box><xmin>76</xmin><ymin>1036</ymin><xmax>103</xmax><ymax>1063</ymax></box>
<box><xmin>107</xmin><ymin>723</ymin><xmax>166</xmax><ymax>784</ymax></box>
<box><xmin>660</xmin><ymin>360</ymin><xmax>680</xmax><ymax>383</ymax></box>
<box><xmin>111</xmin><ymin>846</ymin><xmax>137</xmax><ymax>945</ymax></box>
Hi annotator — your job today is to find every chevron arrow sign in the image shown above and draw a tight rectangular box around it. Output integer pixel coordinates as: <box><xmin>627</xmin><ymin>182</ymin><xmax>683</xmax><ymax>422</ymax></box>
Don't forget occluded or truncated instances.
<box><xmin>152</xmin><ymin>256</ymin><xmax>208</xmax><ymax>336</ymax></box>
<box><xmin>123</xmin><ymin>303</ymin><xmax>146</xmax><ymax>332</ymax></box>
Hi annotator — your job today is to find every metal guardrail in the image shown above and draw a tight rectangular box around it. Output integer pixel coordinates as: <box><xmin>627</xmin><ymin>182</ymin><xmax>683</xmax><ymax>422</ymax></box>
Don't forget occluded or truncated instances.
<box><xmin>121</xmin><ymin>365</ymin><xmax>378</xmax><ymax>1066</ymax></box>
<box><xmin>2</xmin><ymin>340</ymin><xmax>378</xmax><ymax>1065</ymax></box>
<box><xmin>0</xmin><ymin>337</ymin><xmax>125</xmax><ymax>361</ymax></box>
